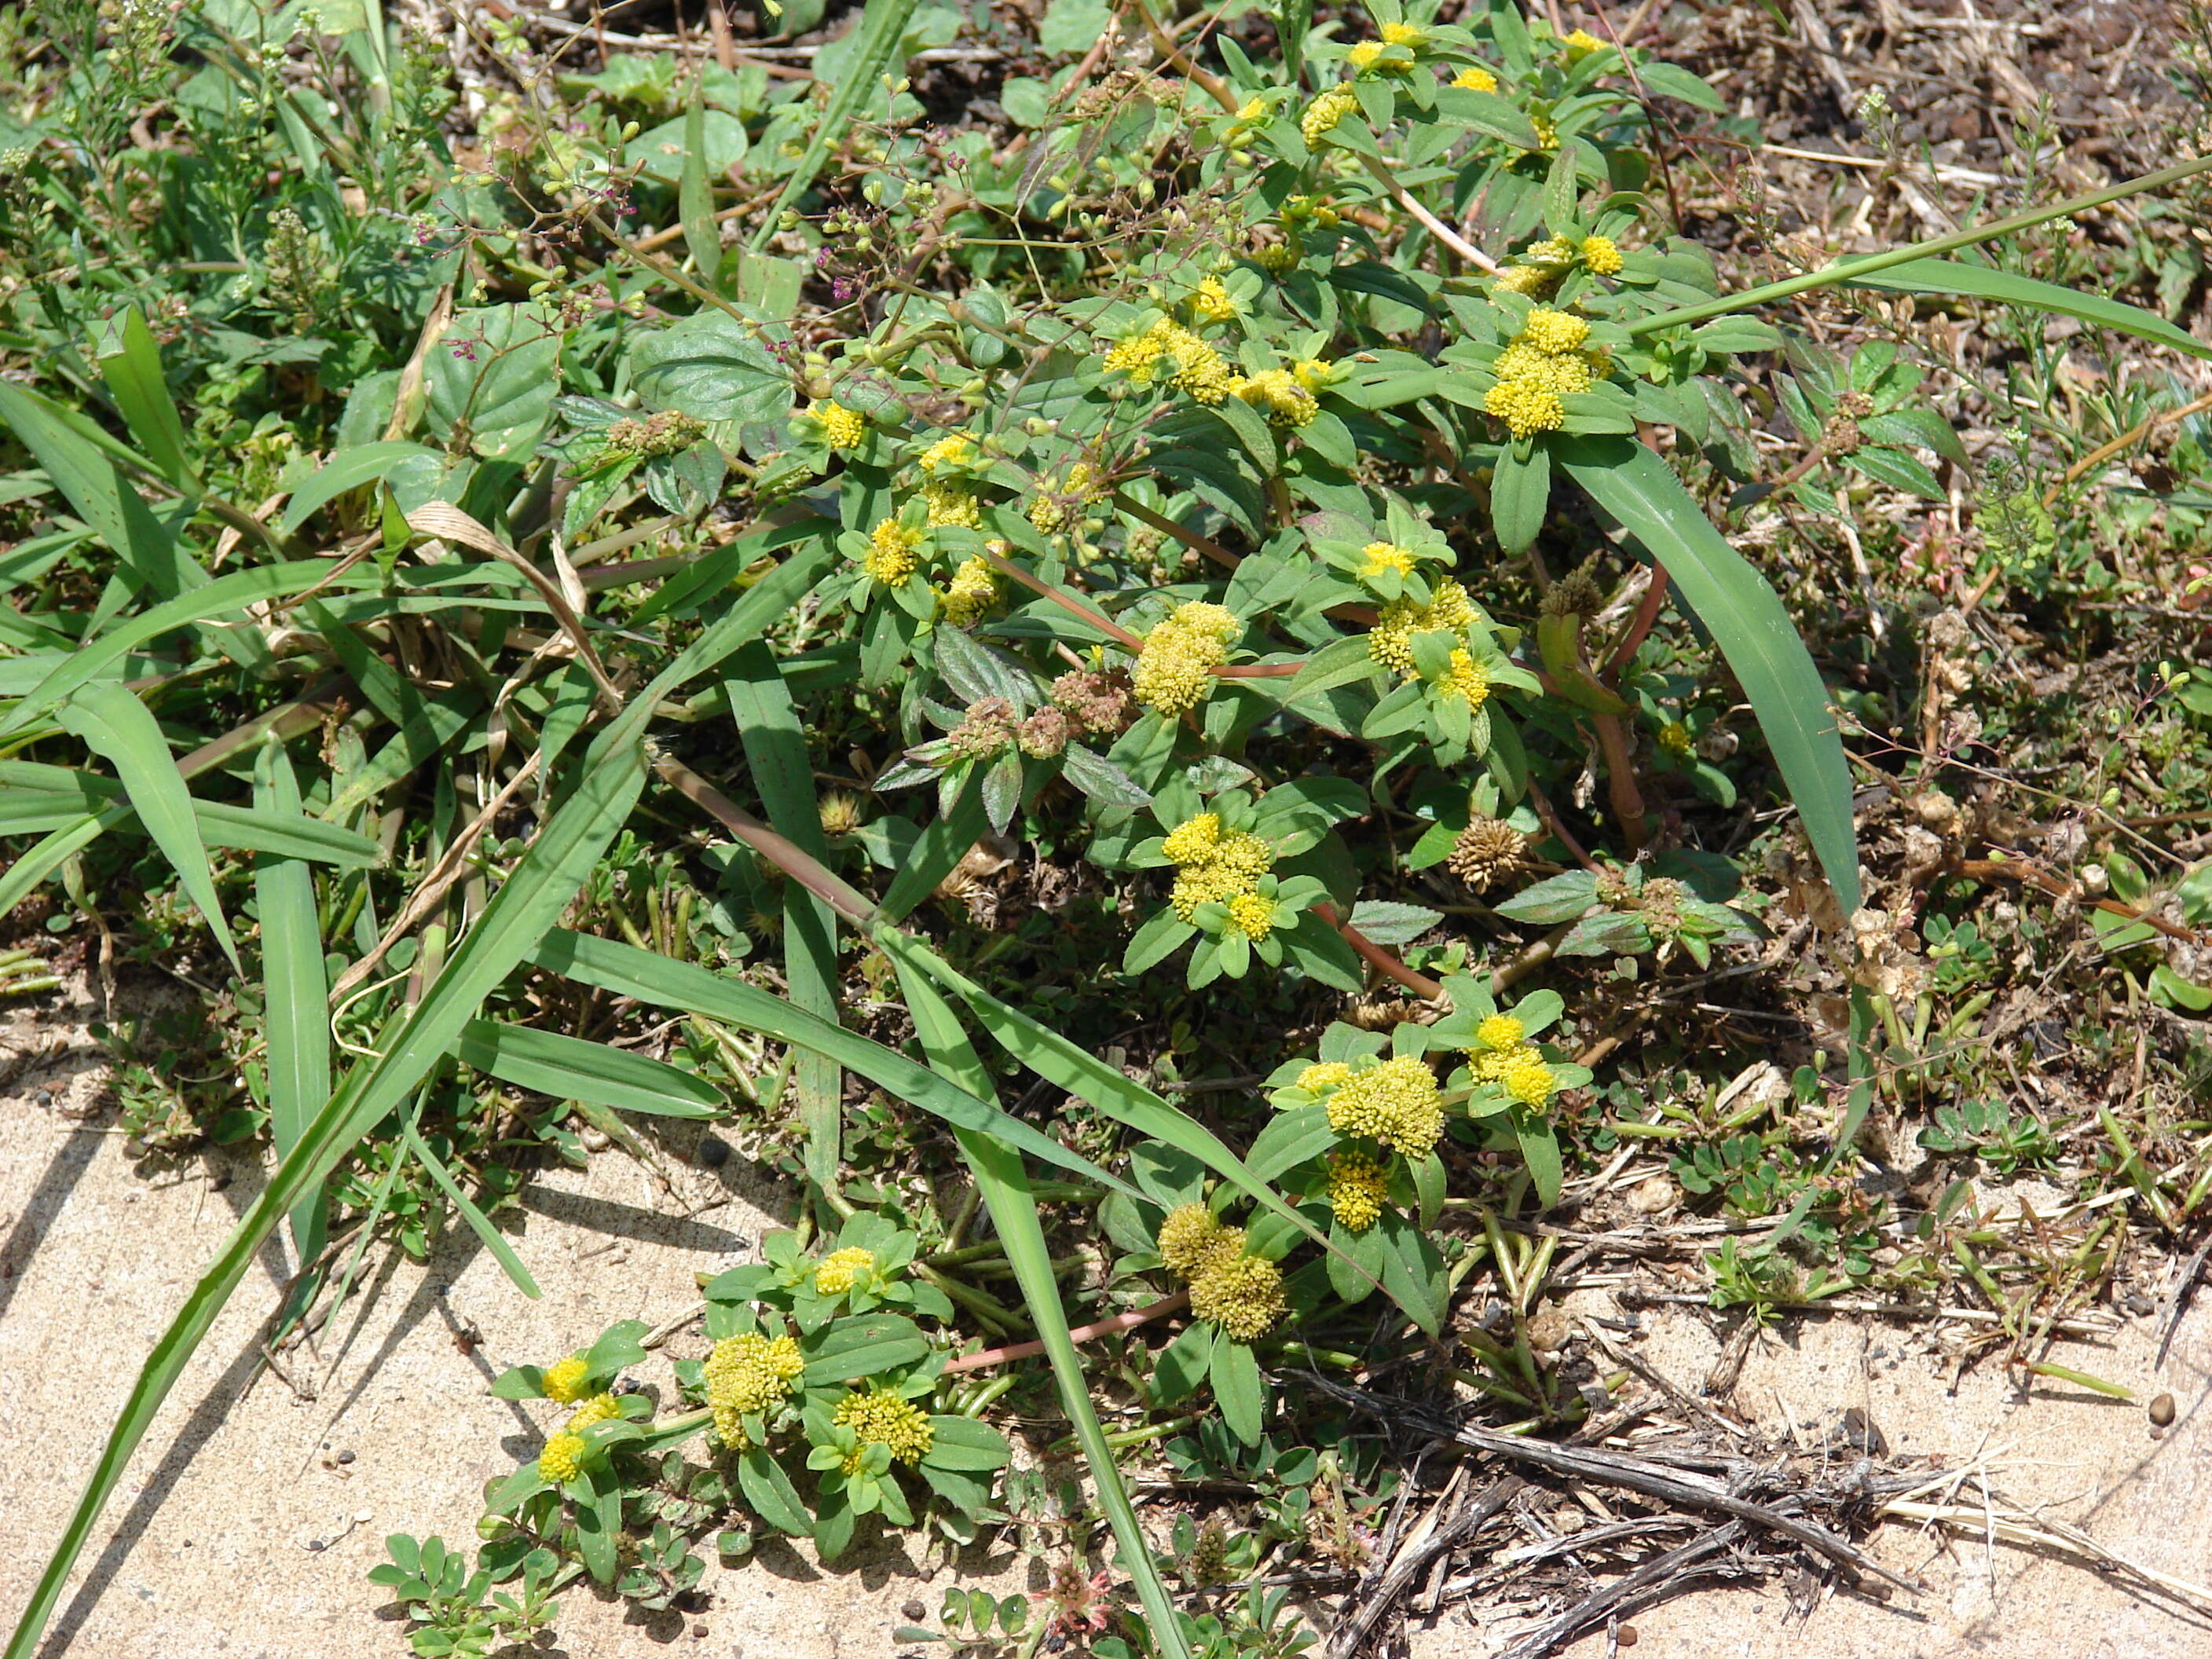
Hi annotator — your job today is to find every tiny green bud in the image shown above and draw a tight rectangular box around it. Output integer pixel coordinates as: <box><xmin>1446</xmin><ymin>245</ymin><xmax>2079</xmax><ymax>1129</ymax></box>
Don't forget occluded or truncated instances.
<box><xmin>620</xmin><ymin>119</ymin><xmax>640</xmax><ymax>142</ymax></box>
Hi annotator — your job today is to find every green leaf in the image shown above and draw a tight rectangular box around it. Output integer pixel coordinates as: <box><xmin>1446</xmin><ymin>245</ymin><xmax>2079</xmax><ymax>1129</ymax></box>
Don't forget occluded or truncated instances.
<box><xmin>401</xmin><ymin>1116</ymin><xmax>542</xmax><ymax>1298</ymax></box>
<box><xmin>1490</xmin><ymin>441</ymin><xmax>1551</xmax><ymax>554</ymax></box>
<box><xmin>280</xmin><ymin>441</ymin><xmax>443</xmax><ymax>534</ymax></box>
<box><xmin>921</xmin><ymin>1415</ymin><xmax>1013</xmax><ymax>1471</ymax></box>
<box><xmin>1558</xmin><ymin>437</ymin><xmax>1859</xmax><ymax>912</ymax></box>
<box><xmin>680</xmin><ymin>91</ymin><xmax>721</xmax><ymax>277</ymax></box>
<box><xmin>253</xmin><ymin>739</ymin><xmax>330</xmax><ymax>1273</ymax></box>
<box><xmin>629</xmin><ymin>308</ymin><xmax>796</xmax><ymax>426</ymax></box>
<box><xmin>452</xmin><ymin>1019</ymin><xmax>724</xmax><ymax>1119</ymax></box>
<box><xmin>424</xmin><ymin>303</ymin><xmax>563</xmax><ymax>458</ymax></box>
<box><xmin>804</xmin><ymin>1313</ymin><xmax>932</xmax><ymax>1384</ymax></box>
<box><xmin>738</xmin><ymin>1448</ymin><xmax>815</xmax><ymax>1536</ymax></box>
<box><xmin>1849</xmin><ymin>256</ymin><xmax>2212</xmax><ymax>364</ymax></box>
<box><xmin>91</xmin><ymin>306</ymin><xmax>196</xmax><ymax>489</ymax></box>
<box><xmin>57</xmin><ymin>682</ymin><xmax>241</xmax><ymax>973</ymax></box>
<box><xmin>1210</xmin><ymin>1328</ymin><xmax>1265</xmax><ymax>1444</ymax></box>
<box><xmin>1513</xmin><ymin>1111</ymin><xmax>1564</xmax><ymax>1207</ymax></box>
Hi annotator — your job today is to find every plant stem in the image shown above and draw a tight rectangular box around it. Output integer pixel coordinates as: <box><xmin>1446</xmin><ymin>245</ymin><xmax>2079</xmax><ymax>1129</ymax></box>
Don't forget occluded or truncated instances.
<box><xmin>943</xmin><ymin>1291</ymin><xmax>1189</xmax><ymax>1372</ymax></box>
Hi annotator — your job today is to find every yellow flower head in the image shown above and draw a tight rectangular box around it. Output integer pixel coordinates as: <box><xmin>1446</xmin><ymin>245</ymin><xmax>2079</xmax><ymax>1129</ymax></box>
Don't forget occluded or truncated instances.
<box><xmin>1133</xmin><ymin>602</ymin><xmax>1240</xmax><ymax>715</ymax></box>
<box><xmin>923</xmin><ymin>478</ymin><xmax>981</xmax><ymax>529</ymax></box>
<box><xmin>1581</xmin><ymin>235</ymin><xmax>1624</xmax><ymax>276</ymax></box>
<box><xmin>1561</xmin><ymin>27</ymin><xmax>1606</xmax><ymax>58</ymax></box>
<box><xmin>1327</xmin><ymin>1148</ymin><xmax>1390</xmax><ymax>1233</ymax></box>
<box><xmin>1519</xmin><ymin>309</ymin><xmax>1591</xmax><ymax>353</ymax></box>
<box><xmin>564</xmin><ymin>1393</ymin><xmax>621</xmax><ymax>1433</ymax></box>
<box><xmin>815</xmin><ymin>1246</ymin><xmax>879</xmax><ymax>1296</ymax></box>
<box><xmin>704</xmin><ymin>1332</ymin><xmax>804</xmax><ymax>1445</ymax></box>
<box><xmin>1382</xmin><ymin>21</ymin><xmax>1423</xmax><ymax>46</ymax></box>
<box><xmin>1348</xmin><ymin>40</ymin><xmax>1386</xmax><ymax>71</ymax></box>
<box><xmin>1166</xmin><ymin>329</ymin><xmax>1236</xmax><ymax>405</ymax></box>
<box><xmin>1188</xmin><ymin>1247</ymin><xmax>1287</xmax><ymax>1340</ymax></box>
<box><xmin>1474</xmin><ymin>1013</ymin><xmax>1524</xmax><ymax>1052</ymax></box>
<box><xmin>1324</xmin><ymin>1055</ymin><xmax>1445</xmax><ymax>1157</ymax></box>
<box><xmin>1492</xmin><ymin>263</ymin><xmax>1555</xmax><ymax>298</ymax></box>
<box><xmin>1452</xmin><ymin>64</ymin><xmax>1499</xmax><ymax>92</ymax></box>
<box><xmin>1658</xmin><ymin>720</ymin><xmax>1694</xmax><ymax>757</ymax></box>
<box><xmin>1530</xmin><ymin>111</ymin><xmax>1558</xmax><ymax>148</ymax></box>
<box><xmin>1103</xmin><ymin>324</ymin><xmax>1168</xmax><ymax>385</ymax></box>
<box><xmin>1496</xmin><ymin>1047</ymin><xmax>1559</xmax><ymax>1108</ymax></box>
<box><xmin>1225</xmin><ymin>890</ymin><xmax>1275</xmax><ymax>940</ymax></box>
<box><xmin>1188</xmin><ymin>275</ymin><xmax>1240</xmax><ymax>325</ymax></box>
<box><xmin>1484</xmin><ymin>379</ymin><xmax>1565</xmax><ymax>440</ymax></box>
<box><xmin>1158</xmin><ymin>1201</ymin><xmax>1232</xmax><ymax>1276</ymax></box>
<box><xmin>1297</xmin><ymin>1060</ymin><xmax>1354</xmax><ymax>1094</ymax></box>
<box><xmin>1292</xmin><ymin>357</ymin><xmax>1335</xmax><ymax>391</ymax></box>
<box><xmin>1236</xmin><ymin>96</ymin><xmax>1268</xmax><ymax>122</ymax></box>
<box><xmin>863</xmin><ymin>518</ymin><xmax>925</xmax><ymax>586</ymax></box>
<box><xmin>1437</xmin><ymin>647</ymin><xmax>1490</xmax><ymax>709</ymax></box>
<box><xmin>1524</xmin><ymin>236</ymin><xmax>1577</xmax><ymax>265</ymax></box>
<box><xmin>809</xmin><ymin>399</ymin><xmax>866</xmax><ymax>450</ymax></box>
<box><xmin>1234</xmin><ymin>368</ymin><xmax>1320</xmax><ymax>427</ymax></box>
<box><xmin>539</xmin><ymin>1431</ymin><xmax>587</xmax><ymax>1481</ymax></box>
<box><xmin>940</xmin><ymin>556</ymin><xmax>998</xmax><ymax>626</ymax></box>
<box><xmin>1162</xmin><ymin>811</ymin><xmax>1224</xmax><ymax>865</ymax></box>
<box><xmin>1301</xmin><ymin>86</ymin><xmax>1359</xmax><ymax>144</ymax></box>
<box><xmin>918</xmin><ymin>432</ymin><xmax>976</xmax><ymax>474</ymax></box>
<box><xmin>542</xmin><ymin>1355</ymin><xmax>591</xmax><ymax>1404</ymax></box>
<box><xmin>1371</xmin><ymin>577</ymin><xmax>1478</xmax><ymax>676</ymax></box>
<box><xmin>833</xmin><ymin>1388</ymin><xmax>935</xmax><ymax>1465</ymax></box>
<box><xmin>1360</xmin><ymin>541</ymin><xmax>1416</xmax><ymax>580</ymax></box>
<box><xmin>1495</xmin><ymin>340</ymin><xmax>1594</xmax><ymax>398</ymax></box>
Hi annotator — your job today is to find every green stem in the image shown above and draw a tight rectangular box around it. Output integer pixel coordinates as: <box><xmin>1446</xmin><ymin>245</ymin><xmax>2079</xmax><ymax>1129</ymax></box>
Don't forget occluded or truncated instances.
<box><xmin>1628</xmin><ymin>154</ymin><xmax>2212</xmax><ymax>338</ymax></box>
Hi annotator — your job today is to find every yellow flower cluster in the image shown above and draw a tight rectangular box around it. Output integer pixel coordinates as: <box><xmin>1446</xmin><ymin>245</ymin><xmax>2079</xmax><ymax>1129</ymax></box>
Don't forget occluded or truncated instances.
<box><xmin>1224</xmin><ymin>891</ymin><xmax>1276</xmax><ymax>941</ymax></box>
<box><xmin>1370</xmin><ymin>577</ymin><xmax>1478</xmax><ymax>675</ymax></box>
<box><xmin>1485</xmin><ymin>309</ymin><xmax>1604</xmax><ymax>439</ymax></box>
<box><xmin>1029</xmin><ymin>461</ymin><xmax>1100</xmax><ymax>532</ymax></box>
<box><xmin>1293</xmin><ymin>357</ymin><xmax>1335</xmax><ymax>390</ymax></box>
<box><xmin>1232</xmin><ymin>368</ymin><xmax>1319</xmax><ymax>427</ymax></box>
<box><xmin>1437</xmin><ymin>647</ymin><xmax>1491</xmax><ymax>710</ymax></box>
<box><xmin>1155</xmin><ymin>1205</ymin><xmax>1285</xmax><ymax>1341</ymax></box>
<box><xmin>1476</xmin><ymin>1013</ymin><xmax>1524</xmax><ymax>1050</ymax></box>
<box><xmin>833</xmin><ymin>1388</ymin><xmax>935</xmax><ymax>1465</ymax></box>
<box><xmin>1348</xmin><ymin>41</ymin><xmax>1385</xmax><ymax>71</ymax></box>
<box><xmin>809</xmin><ymin>399</ymin><xmax>866</xmax><ymax>449</ymax></box>
<box><xmin>564</xmin><ymin>1393</ymin><xmax>621</xmax><ymax>1433</ymax></box>
<box><xmin>1133</xmin><ymin>601</ymin><xmax>1240</xmax><ymax>715</ymax></box>
<box><xmin>918</xmin><ymin>432</ymin><xmax>976</xmax><ymax>474</ymax></box>
<box><xmin>863</xmin><ymin>518</ymin><xmax>924</xmax><ymax>585</ymax></box>
<box><xmin>704</xmin><ymin>1332</ymin><xmax>805</xmax><ymax>1446</ymax></box>
<box><xmin>542</xmin><ymin>1355</ymin><xmax>591</xmax><ymax>1404</ymax></box>
<box><xmin>539</xmin><ymin>1432</ymin><xmax>586</xmax><ymax>1481</ymax></box>
<box><xmin>1301</xmin><ymin>86</ymin><xmax>1359</xmax><ymax>144</ymax></box>
<box><xmin>1561</xmin><ymin>27</ymin><xmax>1606</xmax><ymax>58</ymax></box>
<box><xmin>1470</xmin><ymin>1035</ymin><xmax>1561</xmax><ymax>1108</ymax></box>
<box><xmin>1163</xmin><ymin>811</ymin><xmax>1275</xmax><ymax>928</ymax></box>
<box><xmin>1326</xmin><ymin>1148</ymin><xmax>1390</xmax><ymax>1233</ymax></box>
<box><xmin>1297</xmin><ymin>1060</ymin><xmax>1353</xmax><ymax>1093</ymax></box>
<box><xmin>814</xmin><ymin>1247</ymin><xmax>878</xmax><ymax>1295</ymax></box>
<box><xmin>1313</xmin><ymin>1055</ymin><xmax>1445</xmax><ymax>1157</ymax></box>
<box><xmin>1103</xmin><ymin>320</ymin><xmax>1236</xmax><ymax>405</ymax></box>
<box><xmin>1657</xmin><ymin>720</ymin><xmax>1694</xmax><ymax>757</ymax></box>
<box><xmin>1452</xmin><ymin>64</ymin><xmax>1499</xmax><ymax>91</ymax></box>
<box><xmin>1382</xmin><ymin>20</ymin><xmax>1424</xmax><ymax>46</ymax></box>
<box><xmin>1188</xmin><ymin>276</ymin><xmax>1240</xmax><ymax>324</ymax></box>
<box><xmin>1360</xmin><ymin>542</ymin><xmax>1415</xmax><ymax>580</ymax></box>
<box><xmin>1582</xmin><ymin>235</ymin><xmax>1624</xmax><ymax>276</ymax></box>
<box><xmin>940</xmin><ymin>556</ymin><xmax>998</xmax><ymax>626</ymax></box>
<box><xmin>923</xmin><ymin>478</ymin><xmax>981</xmax><ymax>528</ymax></box>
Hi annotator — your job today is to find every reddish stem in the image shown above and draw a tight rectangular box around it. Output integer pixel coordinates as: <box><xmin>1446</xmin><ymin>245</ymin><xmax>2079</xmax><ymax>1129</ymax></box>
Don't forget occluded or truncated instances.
<box><xmin>1314</xmin><ymin>902</ymin><xmax>1445</xmax><ymax>1000</ymax></box>
<box><xmin>981</xmin><ymin>547</ymin><xmax>1144</xmax><ymax>650</ymax></box>
<box><xmin>943</xmin><ymin>1291</ymin><xmax>1190</xmax><ymax>1373</ymax></box>
<box><xmin>1602</xmin><ymin>561</ymin><xmax>1670</xmax><ymax>679</ymax></box>
<box><xmin>1524</xmin><ymin>780</ymin><xmax>1602</xmax><ymax>873</ymax></box>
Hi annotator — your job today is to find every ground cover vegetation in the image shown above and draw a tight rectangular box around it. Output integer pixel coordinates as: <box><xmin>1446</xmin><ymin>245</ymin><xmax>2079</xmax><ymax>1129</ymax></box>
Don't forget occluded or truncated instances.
<box><xmin>5</xmin><ymin>0</ymin><xmax>2212</xmax><ymax>1654</ymax></box>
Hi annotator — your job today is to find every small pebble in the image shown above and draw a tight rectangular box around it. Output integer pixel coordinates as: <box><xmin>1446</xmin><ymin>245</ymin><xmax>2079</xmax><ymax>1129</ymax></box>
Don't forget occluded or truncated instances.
<box><xmin>698</xmin><ymin>1137</ymin><xmax>731</xmax><ymax>1167</ymax></box>
<box><xmin>692</xmin><ymin>1623</ymin><xmax>709</xmax><ymax>1639</ymax></box>
<box><xmin>2151</xmin><ymin>1392</ymin><xmax>2177</xmax><ymax>1427</ymax></box>
<box><xmin>1616</xmin><ymin>1626</ymin><xmax>1638</xmax><ymax>1649</ymax></box>
<box><xmin>306</xmin><ymin>1538</ymin><xmax>325</xmax><ymax>1552</ymax></box>
<box><xmin>901</xmin><ymin>1599</ymin><xmax>927</xmax><ymax>1622</ymax></box>
<box><xmin>337</xmin><ymin>1449</ymin><xmax>356</xmax><ymax>1465</ymax></box>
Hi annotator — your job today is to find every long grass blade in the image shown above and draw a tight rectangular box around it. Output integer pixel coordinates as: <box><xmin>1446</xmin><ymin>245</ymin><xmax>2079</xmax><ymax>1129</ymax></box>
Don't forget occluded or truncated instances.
<box><xmin>57</xmin><ymin>681</ymin><xmax>242</xmax><ymax>973</ymax></box>
<box><xmin>254</xmin><ymin>737</ymin><xmax>331</xmax><ymax>1273</ymax></box>
<box><xmin>1558</xmin><ymin>436</ymin><xmax>1860</xmax><ymax>913</ymax></box>
<box><xmin>453</xmin><ymin>1018</ymin><xmax>724</xmax><ymax>1119</ymax></box>
<box><xmin>890</xmin><ymin>958</ymin><xmax>1191</xmax><ymax>1659</ymax></box>
<box><xmin>1842</xmin><ymin>256</ymin><xmax>2209</xmax><ymax>362</ymax></box>
<box><xmin>401</xmin><ymin>1118</ymin><xmax>543</xmax><ymax>1299</ymax></box>
<box><xmin>525</xmin><ymin>928</ymin><xmax>1145</xmax><ymax>1202</ymax></box>
<box><xmin>4</xmin><ymin>728</ymin><xmax>650</xmax><ymax>1659</ymax></box>
<box><xmin>90</xmin><ymin>306</ymin><xmax>198</xmax><ymax>490</ymax></box>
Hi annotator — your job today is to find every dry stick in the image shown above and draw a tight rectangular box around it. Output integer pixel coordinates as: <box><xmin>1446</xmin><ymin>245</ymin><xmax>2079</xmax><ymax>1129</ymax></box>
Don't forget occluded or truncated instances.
<box><xmin>1600</xmin><ymin>562</ymin><xmax>1669</xmax><ymax>678</ymax></box>
<box><xmin>1591</xmin><ymin>712</ymin><xmax>1648</xmax><ymax>854</ymax></box>
<box><xmin>1317</xmin><ymin>1378</ymin><xmax>1918</xmax><ymax>1593</ymax></box>
<box><xmin>1946</xmin><ymin>855</ymin><xmax>2211</xmax><ymax>947</ymax></box>
<box><xmin>1495</xmin><ymin>1520</ymin><xmax>1751</xmax><ymax>1659</ymax></box>
<box><xmin>1352</xmin><ymin>151</ymin><xmax>1501</xmax><ymax>273</ymax></box>
<box><xmin>1327</xmin><ymin>1477</ymin><xmax>1527</xmax><ymax>1659</ymax></box>
<box><xmin>2041</xmin><ymin>389</ymin><xmax>2212</xmax><ymax>511</ymax></box>
<box><xmin>944</xmin><ymin>1291</ymin><xmax>1190</xmax><ymax>1374</ymax></box>
<box><xmin>651</xmin><ymin>752</ymin><xmax>877</xmax><ymax>926</ymax></box>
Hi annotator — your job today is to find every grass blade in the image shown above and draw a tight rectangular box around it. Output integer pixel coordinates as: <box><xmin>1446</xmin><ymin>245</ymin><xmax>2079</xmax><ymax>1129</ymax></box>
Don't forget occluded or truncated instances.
<box><xmin>1844</xmin><ymin>256</ymin><xmax>2210</xmax><ymax>363</ymax></box>
<box><xmin>401</xmin><ymin>1118</ymin><xmax>542</xmax><ymax>1299</ymax></box>
<box><xmin>1558</xmin><ymin>436</ymin><xmax>1861</xmax><ymax>914</ymax></box>
<box><xmin>90</xmin><ymin>306</ymin><xmax>198</xmax><ymax>490</ymax></box>
<box><xmin>526</xmin><ymin>928</ymin><xmax>1145</xmax><ymax>1203</ymax></box>
<box><xmin>891</xmin><ymin>958</ymin><xmax>1191</xmax><ymax>1659</ymax></box>
<box><xmin>453</xmin><ymin>1018</ymin><xmax>724</xmax><ymax>1119</ymax></box>
<box><xmin>253</xmin><ymin>737</ymin><xmax>330</xmax><ymax>1272</ymax></box>
<box><xmin>278</xmin><ymin>441</ymin><xmax>442</xmax><ymax>535</ymax></box>
<box><xmin>4</xmin><ymin>728</ymin><xmax>650</xmax><ymax>1659</ymax></box>
<box><xmin>749</xmin><ymin>0</ymin><xmax>920</xmax><ymax>252</ymax></box>
<box><xmin>724</xmin><ymin>644</ymin><xmax>842</xmax><ymax>1192</ymax></box>
<box><xmin>57</xmin><ymin>681</ymin><xmax>241</xmax><ymax>973</ymax></box>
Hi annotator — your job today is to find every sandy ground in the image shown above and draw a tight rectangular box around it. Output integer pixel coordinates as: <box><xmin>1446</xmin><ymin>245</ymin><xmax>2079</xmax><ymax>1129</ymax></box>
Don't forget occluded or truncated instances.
<box><xmin>5</xmin><ymin>990</ymin><xmax>2211</xmax><ymax>1659</ymax></box>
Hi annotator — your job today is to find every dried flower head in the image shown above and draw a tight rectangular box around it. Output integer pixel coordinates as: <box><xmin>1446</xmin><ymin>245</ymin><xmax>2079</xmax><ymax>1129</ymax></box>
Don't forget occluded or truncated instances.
<box><xmin>1447</xmin><ymin>817</ymin><xmax>1529</xmax><ymax>891</ymax></box>
<box><xmin>1051</xmin><ymin>665</ymin><xmax>1137</xmax><ymax>734</ymax></box>
<box><xmin>1541</xmin><ymin>565</ymin><xmax>1605</xmax><ymax>617</ymax></box>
